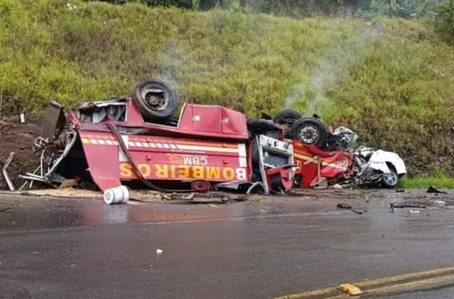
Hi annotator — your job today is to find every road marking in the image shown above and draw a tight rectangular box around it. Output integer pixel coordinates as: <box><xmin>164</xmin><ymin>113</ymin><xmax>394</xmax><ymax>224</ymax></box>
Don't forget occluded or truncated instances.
<box><xmin>275</xmin><ymin>266</ymin><xmax>454</xmax><ymax>299</ymax></box>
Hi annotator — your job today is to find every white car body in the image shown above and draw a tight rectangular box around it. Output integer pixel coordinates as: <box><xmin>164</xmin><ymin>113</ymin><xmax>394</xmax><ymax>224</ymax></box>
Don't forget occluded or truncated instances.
<box><xmin>368</xmin><ymin>150</ymin><xmax>407</xmax><ymax>175</ymax></box>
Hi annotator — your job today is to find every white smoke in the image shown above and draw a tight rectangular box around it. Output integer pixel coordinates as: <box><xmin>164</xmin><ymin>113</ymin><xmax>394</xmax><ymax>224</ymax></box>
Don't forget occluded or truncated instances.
<box><xmin>285</xmin><ymin>21</ymin><xmax>384</xmax><ymax>116</ymax></box>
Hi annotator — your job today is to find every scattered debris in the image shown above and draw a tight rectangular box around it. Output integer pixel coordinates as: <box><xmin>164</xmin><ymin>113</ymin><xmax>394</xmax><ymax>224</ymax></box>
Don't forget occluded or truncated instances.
<box><xmin>337</xmin><ymin>283</ymin><xmax>362</xmax><ymax>296</ymax></box>
<box><xmin>208</xmin><ymin>204</ymin><xmax>218</xmax><ymax>208</ymax></box>
<box><xmin>395</xmin><ymin>189</ymin><xmax>405</xmax><ymax>193</ymax></box>
<box><xmin>2</xmin><ymin>152</ymin><xmax>15</xmax><ymax>191</ymax></box>
<box><xmin>389</xmin><ymin>202</ymin><xmax>426</xmax><ymax>212</ymax></box>
<box><xmin>20</xmin><ymin>113</ymin><xmax>26</xmax><ymax>124</ymax></box>
<box><xmin>331</xmin><ymin>184</ymin><xmax>343</xmax><ymax>189</ymax></box>
<box><xmin>409</xmin><ymin>209</ymin><xmax>421</xmax><ymax>214</ymax></box>
<box><xmin>433</xmin><ymin>200</ymin><xmax>446</xmax><ymax>205</ymax></box>
<box><xmin>0</xmin><ymin>207</ymin><xmax>11</xmax><ymax>213</ymax></box>
<box><xmin>336</xmin><ymin>203</ymin><xmax>363</xmax><ymax>215</ymax></box>
<box><xmin>427</xmin><ymin>186</ymin><xmax>447</xmax><ymax>194</ymax></box>
<box><xmin>156</xmin><ymin>249</ymin><xmax>163</xmax><ymax>255</ymax></box>
<box><xmin>103</xmin><ymin>186</ymin><xmax>130</xmax><ymax>205</ymax></box>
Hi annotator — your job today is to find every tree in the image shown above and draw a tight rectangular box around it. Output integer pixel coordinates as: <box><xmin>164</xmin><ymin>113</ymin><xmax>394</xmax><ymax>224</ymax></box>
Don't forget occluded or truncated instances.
<box><xmin>435</xmin><ymin>0</ymin><xmax>454</xmax><ymax>44</ymax></box>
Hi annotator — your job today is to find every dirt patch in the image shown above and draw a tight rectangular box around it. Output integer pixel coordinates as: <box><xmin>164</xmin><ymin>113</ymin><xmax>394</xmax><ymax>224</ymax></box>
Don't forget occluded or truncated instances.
<box><xmin>0</xmin><ymin>117</ymin><xmax>42</xmax><ymax>190</ymax></box>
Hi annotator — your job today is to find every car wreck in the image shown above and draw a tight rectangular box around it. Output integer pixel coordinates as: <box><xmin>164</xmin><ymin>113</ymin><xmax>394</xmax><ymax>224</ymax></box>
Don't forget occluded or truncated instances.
<box><xmin>7</xmin><ymin>79</ymin><xmax>296</xmax><ymax>197</ymax></box>
<box><xmin>2</xmin><ymin>80</ymin><xmax>407</xmax><ymax>199</ymax></box>
<box><xmin>273</xmin><ymin>109</ymin><xmax>407</xmax><ymax>189</ymax></box>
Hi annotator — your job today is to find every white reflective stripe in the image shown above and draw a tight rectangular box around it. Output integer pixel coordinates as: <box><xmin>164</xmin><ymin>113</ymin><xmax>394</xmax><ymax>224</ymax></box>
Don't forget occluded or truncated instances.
<box><xmin>119</xmin><ymin>135</ymin><xmax>129</xmax><ymax>162</ymax></box>
<box><xmin>105</xmin><ymin>140</ymin><xmax>113</xmax><ymax>145</ymax></box>
<box><xmin>89</xmin><ymin>139</ymin><xmax>98</xmax><ymax>144</ymax></box>
<box><xmin>128</xmin><ymin>142</ymin><xmax>135</xmax><ymax>147</ymax></box>
<box><xmin>98</xmin><ymin>139</ymin><xmax>106</xmax><ymax>145</ymax></box>
<box><xmin>113</xmin><ymin>141</ymin><xmax>119</xmax><ymax>146</ymax></box>
<box><xmin>135</xmin><ymin>142</ymin><xmax>143</xmax><ymax>147</ymax></box>
<box><xmin>238</xmin><ymin>144</ymin><xmax>247</xmax><ymax>157</ymax></box>
<box><xmin>238</xmin><ymin>143</ymin><xmax>247</xmax><ymax>167</ymax></box>
<box><xmin>163</xmin><ymin>144</ymin><xmax>170</xmax><ymax>149</ymax></box>
<box><xmin>169</xmin><ymin>144</ymin><xmax>177</xmax><ymax>149</ymax></box>
<box><xmin>156</xmin><ymin>143</ymin><xmax>164</xmax><ymax>148</ymax></box>
<box><xmin>239</xmin><ymin>157</ymin><xmax>247</xmax><ymax>167</ymax></box>
<box><xmin>142</xmin><ymin>142</ymin><xmax>149</xmax><ymax>147</ymax></box>
<box><xmin>323</xmin><ymin>162</ymin><xmax>346</xmax><ymax>170</ymax></box>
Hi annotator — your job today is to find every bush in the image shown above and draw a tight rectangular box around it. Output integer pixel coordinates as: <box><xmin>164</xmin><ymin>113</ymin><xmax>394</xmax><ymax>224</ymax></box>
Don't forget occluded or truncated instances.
<box><xmin>2</xmin><ymin>0</ymin><xmax>454</xmax><ymax>176</ymax></box>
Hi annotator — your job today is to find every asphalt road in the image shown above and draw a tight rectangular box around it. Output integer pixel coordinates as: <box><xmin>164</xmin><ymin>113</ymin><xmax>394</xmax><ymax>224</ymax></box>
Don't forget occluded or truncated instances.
<box><xmin>1</xmin><ymin>189</ymin><xmax>454</xmax><ymax>299</ymax></box>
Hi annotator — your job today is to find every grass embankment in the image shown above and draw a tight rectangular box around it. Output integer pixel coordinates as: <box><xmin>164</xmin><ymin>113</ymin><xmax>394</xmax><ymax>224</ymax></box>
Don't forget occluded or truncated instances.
<box><xmin>1</xmin><ymin>0</ymin><xmax>454</xmax><ymax>178</ymax></box>
<box><xmin>400</xmin><ymin>172</ymin><xmax>454</xmax><ymax>189</ymax></box>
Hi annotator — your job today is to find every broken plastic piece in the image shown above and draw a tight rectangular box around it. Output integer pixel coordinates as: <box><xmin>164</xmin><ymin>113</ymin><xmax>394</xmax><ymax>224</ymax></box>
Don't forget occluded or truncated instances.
<box><xmin>156</xmin><ymin>249</ymin><xmax>163</xmax><ymax>254</ymax></box>
<box><xmin>337</xmin><ymin>283</ymin><xmax>362</xmax><ymax>296</ymax></box>
<box><xmin>409</xmin><ymin>209</ymin><xmax>421</xmax><ymax>214</ymax></box>
<box><xmin>433</xmin><ymin>200</ymin><xmax>446</xmax><ymax>205</ymax></box>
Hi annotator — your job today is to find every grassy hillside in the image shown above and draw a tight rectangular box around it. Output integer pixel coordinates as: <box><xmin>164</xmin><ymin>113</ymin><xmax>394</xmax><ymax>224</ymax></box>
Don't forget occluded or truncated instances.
<box><xmin>1</xmin><ymin>0</ymin><xmax>454</xmax><ymax>176</ymax></box>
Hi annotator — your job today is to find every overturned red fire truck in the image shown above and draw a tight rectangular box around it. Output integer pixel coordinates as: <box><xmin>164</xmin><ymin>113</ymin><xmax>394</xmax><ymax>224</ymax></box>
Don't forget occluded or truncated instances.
<box><xmin>18</xmin><ymin>79</ymin><xmax>295</xmax><ymax>194</ymax></box>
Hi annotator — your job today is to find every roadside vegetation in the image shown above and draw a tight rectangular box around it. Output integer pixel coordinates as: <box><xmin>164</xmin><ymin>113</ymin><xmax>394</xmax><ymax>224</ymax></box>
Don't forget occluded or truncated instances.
<box><xmin>400</xmin><ymin>171</ymin><xmax>454</xmax><ymax>189</ymax></box>
<box><xmin>1</xmin><ymin>0</ymin><xmax>454</xmax><ymax>179</ymax></box>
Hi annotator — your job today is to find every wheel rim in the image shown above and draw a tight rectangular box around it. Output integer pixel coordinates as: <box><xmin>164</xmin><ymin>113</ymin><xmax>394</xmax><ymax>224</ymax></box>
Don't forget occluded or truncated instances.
<box><xmin>141</xmin><ymin>87</ymin><xmax>169</xmax><ymax>111</ymax></box>
<box><xmin>299</xmin><ymin>125</ymin><xmax>319</xmax><ymax>145</ymax></box>
<box><xmin>383</xmin><ymin>171</ymin><xmax>398</xmax><ymax>186</ymax></box>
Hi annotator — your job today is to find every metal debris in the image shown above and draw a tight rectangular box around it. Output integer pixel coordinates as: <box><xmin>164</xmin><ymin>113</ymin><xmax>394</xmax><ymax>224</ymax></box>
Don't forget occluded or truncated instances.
<box><xmin>2</xmin><ymin>152</ymin><xmax>16</xmax><ymax>191</ymax></box>
<box><xmin>427</xmin><ymin>186</ymin><xmax>447</xmax><ymax>194</ymax></box>
<box><xmin>336</xmin><ymin>203</ymin><xmax>363</xmax><ymax>215</ymax></box>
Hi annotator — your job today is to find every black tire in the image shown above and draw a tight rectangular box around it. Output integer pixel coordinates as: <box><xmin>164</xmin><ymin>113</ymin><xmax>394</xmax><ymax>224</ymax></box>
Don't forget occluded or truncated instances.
<box><xmin>382</xmin><ymin>165</ymin><xmax>399</xmax><ymax>189</ymax></box>
<box><xmin>273</xmin><ymin>109</ymin><xmax>303</xmax><ymax>127</ymax></box>
<box><xmin>273</xmin><ymin>109</ymin><xmax>302</xmax><ymax>138</ymax></box>
<box><xmin>289</xmin><ymin>117</ymin><xmax>328</xmax><ymax>149</ymax></box>
<box><xmin>132</xmin><ymin>79</ymin><xmax>178</xmax><ymax>122</ymax></box>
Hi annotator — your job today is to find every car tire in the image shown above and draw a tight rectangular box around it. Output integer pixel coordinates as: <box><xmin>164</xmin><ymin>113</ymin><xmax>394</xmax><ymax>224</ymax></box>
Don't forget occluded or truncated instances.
<box><xmin>289</xmin><ymin>117</ymin><xmax>328</xmax><ymax>149</ymax></box>
<box><xmin>132</xmin><ymin>79</ymin><xmax>178</xmax><ymax>122</ymax></box>
<box><xmin>273</xmin><ymin>109</ymin><xmax>303</xmax><ymax>138</ymax></box>
<box><xmin>382</xmin><ymin>166</ymin><xmax>399</xmax><ymax>189</ymax></box>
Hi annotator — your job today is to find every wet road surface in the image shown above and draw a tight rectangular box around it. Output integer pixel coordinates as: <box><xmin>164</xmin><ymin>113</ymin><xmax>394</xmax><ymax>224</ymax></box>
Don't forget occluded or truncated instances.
<box><xmin>1</xmin><ymin>189</ymin><xmax>454</xmax><ymax>298</ymax></box>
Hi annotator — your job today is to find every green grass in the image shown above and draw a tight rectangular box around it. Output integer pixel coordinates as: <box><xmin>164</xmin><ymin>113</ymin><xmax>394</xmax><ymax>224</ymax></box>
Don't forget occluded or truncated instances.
<box><xmin>400</xmin><ymin>172</ymin><xmax>454</xmax><ymax>189</ymax></box>
<box><xmin>1</xmin><ymin>0</ymin><xmax>454</xmax><ymax>176</ymax></box>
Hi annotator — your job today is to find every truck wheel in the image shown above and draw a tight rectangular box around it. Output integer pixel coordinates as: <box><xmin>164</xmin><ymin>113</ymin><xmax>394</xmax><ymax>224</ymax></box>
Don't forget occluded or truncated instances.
<box><xmin>273</xmin><ymin>109</ymin><xmax>302</xmax><ymax>138</ymax></box>
<box><xmin>290</xmin><ymin>117</ymin><xmax>327</xmax><ymax>149</ymax></box>
<box><xmin>132</xmin><ymin>79</ymin><xmax>178</xmax><ymax>122</ymax></box>
<box><xmin>382</xmin><ymin>167</ymin><xmax>399</xmax><ymax>189</ymax></box>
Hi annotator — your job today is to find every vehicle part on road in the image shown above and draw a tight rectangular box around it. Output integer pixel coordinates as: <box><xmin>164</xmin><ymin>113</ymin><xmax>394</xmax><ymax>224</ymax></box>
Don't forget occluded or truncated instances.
<box><xmin>427</xmin><ymin>185</ymin><xmax>448</xmax><ymax>194</ymax></box>
<box><xmin>2</xmin><ymin>152</ymin><xmax>16</xmax><ymax>191</ymax></box>
<box><xmin>0</xmin><ymin>207</ymin><xmax>11</xmax><ymax>212</ymax></box>
<box><xmin>409</xmin><ymin>209</ymin><xmax>421</xmax><ymax>214</ymax></box>
<box><xmin>389</xmin><ymin>202</ymin><xmax>426</xmax><ymax>212</ymax></box>
<box><xmin>336</xmin><ymin>203</ymin><xmax>363</xmax><ymax>214</ymax></box>
<box><xmin>103</xmin><ymin>185</ymin><xmax>130</xmax><ymax>205</ymax></box>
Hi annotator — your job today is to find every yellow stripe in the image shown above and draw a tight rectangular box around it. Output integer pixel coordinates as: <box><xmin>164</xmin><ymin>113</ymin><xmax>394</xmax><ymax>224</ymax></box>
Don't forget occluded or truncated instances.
<box><xmin>293</xmin><ymin>153</ymin><xmax>312</xmax><ymax>161</ymax></box>
<box><xmin>81</xmin><ymin>138</ymin><xmax>90</xmax><ymax>144</ymax></box>
<box><xmin>276</xmin><ymin>266</ymin><xmax>454</xmax><ymax>299</ymax></box>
